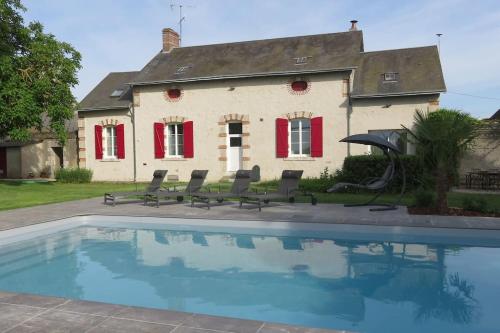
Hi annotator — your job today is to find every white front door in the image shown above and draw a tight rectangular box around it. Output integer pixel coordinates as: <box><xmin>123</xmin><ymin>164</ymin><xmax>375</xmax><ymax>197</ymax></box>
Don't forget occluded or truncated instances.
<box><xmin>227</xmin><ymin>122</ymin><xmax>242</xmax><ymax>172</ymax></box>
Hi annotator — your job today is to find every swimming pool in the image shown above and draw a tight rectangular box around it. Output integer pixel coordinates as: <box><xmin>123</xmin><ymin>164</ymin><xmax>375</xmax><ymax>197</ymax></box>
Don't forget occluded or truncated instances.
<box><xmin>0</xmin><ymin>215</ymin><xmax>499</xmax><ymax>333</ymax></box>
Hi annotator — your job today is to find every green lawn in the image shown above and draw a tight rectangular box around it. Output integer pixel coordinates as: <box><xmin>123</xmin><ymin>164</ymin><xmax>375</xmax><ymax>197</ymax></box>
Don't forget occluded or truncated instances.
<box><xmin>0</xmin><ymin>180</ymin><xmax>499</xmax><ymax>212</ymax></box>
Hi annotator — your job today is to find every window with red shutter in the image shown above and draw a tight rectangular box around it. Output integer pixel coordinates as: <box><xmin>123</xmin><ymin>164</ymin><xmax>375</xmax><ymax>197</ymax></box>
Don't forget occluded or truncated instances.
<box><xmin>310</xmin><ymin>117</ymin><xmax>323</xmax><ymax>157</ymax></box>
<box><xmin>183</xmin><ymin>121</ymin><xmax>194</xmax><ymax>158</ymax></box>
<box><xmin>94</xmin><ymin>125</ymin><xmax>103</xmax><ymax>160</ymax></box>
<box><xmin>276</xmin><ymin>118</ymin><xmax>288</xmax><ymax>158</ymax></box>
<box><xmin>154</xmin><ymin>123</ymin><xmax>165</xmax><ymax>159</ymax></box>
<box><xmin>116</xmin><ymin>124</ymin><xmax>125</xmax><ymax>159</ymax></box>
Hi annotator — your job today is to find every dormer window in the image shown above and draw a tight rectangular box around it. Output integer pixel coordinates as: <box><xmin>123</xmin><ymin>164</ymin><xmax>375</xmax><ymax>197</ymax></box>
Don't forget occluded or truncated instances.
<box><xmin>110</xmin><ymin>89</ymin><xmax>123</xmax><ymax>97</ymax></box>
<box><xmin>175</xmin><ymin>65</ymin><xmax>191</xmax><ymax>74</ymax></box>
<box><xmin>383</xmin><ymin>72</ymin><xmax>398</xmax><ymax>82</ymax></box>
<box><xmin>294</xmin><ymin>56</ymin><xmax>311</xmax><ymax>65</ymax></box>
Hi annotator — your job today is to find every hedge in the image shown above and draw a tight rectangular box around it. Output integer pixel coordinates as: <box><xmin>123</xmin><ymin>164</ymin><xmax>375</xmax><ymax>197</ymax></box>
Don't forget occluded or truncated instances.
<box><xmin>333</xmin><ymin>154</ymin><xmax>423</xmax><ymax>192</ymax></box>
<box><xmin>55</xmin><ymin>168</ymin><xmax>93</xmax><ymax>183</ymax></box>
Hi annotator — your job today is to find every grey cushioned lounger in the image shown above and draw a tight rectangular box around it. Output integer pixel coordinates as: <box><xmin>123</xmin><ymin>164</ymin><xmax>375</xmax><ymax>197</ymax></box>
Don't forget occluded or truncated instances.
<box><xmin>144</xmin><ymin>170</ymin><xmax>208</xmax><ymax>207</ymax></box>
<box><xmin>191</xmin><ymin>170</ymin><xmax>253</xmax><ymax>209</ymax></box>
<box><xmin>104</xmin><ymin>170</ymin><xmax>167</xmax><ymax>206</ymax></box>
<box><xmin>241</xmin><ymin>170</ymin><xmax>317</xmax><ymax>211</ymax></box>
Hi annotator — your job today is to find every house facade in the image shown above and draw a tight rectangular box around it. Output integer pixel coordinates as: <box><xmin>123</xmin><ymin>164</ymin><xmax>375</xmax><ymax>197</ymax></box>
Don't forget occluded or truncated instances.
<box><xmin>77</xmin><ymin>22</ymin><xmax>445</xmax><ymax>182</ymax></box>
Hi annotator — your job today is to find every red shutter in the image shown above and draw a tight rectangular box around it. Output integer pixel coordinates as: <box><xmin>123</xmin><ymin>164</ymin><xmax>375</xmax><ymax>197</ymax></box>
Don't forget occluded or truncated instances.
<box><xmin>276</xmin><ymin>118</ymin><xmax>288</xmax><ymax>158</ymax></box>
<box><xmin>94</xmin><ymin>125</ymin><xmax>103</xmax><ymax>160</ymax></box>
<box><xmin>116</xmin><ymin>124</ymin><xmax>125</xmax><ymax>159</ymax></box>
<box><xmin>311</xmin><ymin>117</ymin><xmax>323</xmax><ymax>157</ymax></box>
<box><xmin>183</xmin><ymin>121</ymin><xmax>194</xmax><ymax>158</ymax></box>
<box><xmin>154</xmin><ymin>122</ymin><xmax>165</xmax><ymax>159</ymax></box>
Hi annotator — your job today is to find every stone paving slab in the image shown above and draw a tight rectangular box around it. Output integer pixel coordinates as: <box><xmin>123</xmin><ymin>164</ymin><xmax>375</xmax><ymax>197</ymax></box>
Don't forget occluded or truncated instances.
<box><xmin>0</xmin><ymin>294</ymin><xmax>353</xmax><ymax>333</ymax></box>
<box><xmin>0</xmin><ymin>197</ymin><xmax>498</xmax><ymax>232</ymax></box>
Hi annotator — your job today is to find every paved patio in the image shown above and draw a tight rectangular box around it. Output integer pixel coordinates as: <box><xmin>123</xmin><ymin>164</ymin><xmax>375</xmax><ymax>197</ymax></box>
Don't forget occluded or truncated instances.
<box><xmin>0</xmin><ymin>198</ymin><xmax>499</xmax><ymax>333</ymax></box>
<box><xmin>0</xmin><ymin>197</ymin><xmax>499</xmax><ymax>232</ymax></box>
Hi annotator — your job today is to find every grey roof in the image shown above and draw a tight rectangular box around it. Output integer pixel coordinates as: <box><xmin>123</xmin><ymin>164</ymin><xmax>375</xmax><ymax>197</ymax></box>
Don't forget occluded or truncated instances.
<box><xmin>351</xmin><ymin>46</ymin><xmax>446</xmax><ymax>98</ymax></box>
<box><xmin>490</xmin><ymin>109</ymin><xmax>500</xmax><ymax>120</ymax></box>
<box><xmin>78</xmin><ymin>30</ymin><xmax>446</xmax><ymax>111</ymax></box>
<box><xmin>78</xmin><ymin>71</ymin><xmax>139</xmax><ymax>111</ymax></box>
<box><xmin>131</xmin><ymin>31</ymin><xmax>364</xmax><ymax>85</ymax></box>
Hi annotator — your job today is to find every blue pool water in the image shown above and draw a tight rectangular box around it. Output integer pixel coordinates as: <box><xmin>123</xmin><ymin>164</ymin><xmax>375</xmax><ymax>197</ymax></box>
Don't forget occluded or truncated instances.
<box><xmin>0</xmin><ymin>225</ymin><xmax>499</xmax><ymax>332</ymax></box>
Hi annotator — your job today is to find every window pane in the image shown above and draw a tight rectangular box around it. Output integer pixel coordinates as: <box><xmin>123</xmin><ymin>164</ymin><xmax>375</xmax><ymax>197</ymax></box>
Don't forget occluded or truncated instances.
<box><xmin>168</xmin><ymin>125</ymin><xmax>176</xmax><ymax>136</ymax></box>
<box><xmin>106</xmin><ymin>127</ymin><xmax>116</xmax><ymax>157</ymax></box>
<box><xmin>302</xmin><ymin>129</ymin><xmax>310</xmax><ymax>143</ymax></box>
<box><xmin>228</xmin><ymin>123</ymin><xmax>242</xmax><ymax>134</ymax></box>
<box><xmin>291</xmin><ymin>143</ymin><xmax>300</xmax><ymax>155</ymax></box>
<box><xmin>177</xmin><ymin>124</ymin><xmax>184</xmax><ymax>135</ymax></box>
<box><xmin>291</xmin><ymin>131</ymin><xmax>300</xmax><ymax>144</ymax></box>
<box><xmin>168</xmin><ymin>136</ymin><xmax>176</xmax><ymax>156</ymax></box>
<box><xmin>301</xmin><ymin>119</ymin><xmax>311</xmax><ymax>130</ymax></box>
<box><xmin>230</xmin><ymin>137</ymin><xmax>242</xmax><ymax>147</ymax></box>
<box><xmin>168</xmin><ymin>125</ymin><xmax>175</xmax><ymax>156</ymax></box>
<box><xmin>302</xmin><ymin>141</ymin><xmax>310</xmax><ymax>155</ymax></box>
<box><xmin>290</xmin><ymin>120</ymin><xmax>300</xmax><ymax>131</ymax></box>
<box><xmin>178</xmin><ymin>144</ymin><xmax>184</xmax><ymax>156</ymax></box>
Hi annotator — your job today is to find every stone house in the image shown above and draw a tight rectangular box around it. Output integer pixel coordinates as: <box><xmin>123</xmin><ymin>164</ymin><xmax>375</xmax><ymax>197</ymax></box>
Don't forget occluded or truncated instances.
<box><xmin>77</xmin><ymin>22</ymin><xmax>445</xmax><ymax>182</ymax></box>
<box><xmin>0</xmin><ymin>123</ymin><xmax>78</xmax><ymax>179</ymax></box>
<box><xmin>460</xmin><ymin>111</ymin><xmax>500</xmax><ymax>175</ymax></box>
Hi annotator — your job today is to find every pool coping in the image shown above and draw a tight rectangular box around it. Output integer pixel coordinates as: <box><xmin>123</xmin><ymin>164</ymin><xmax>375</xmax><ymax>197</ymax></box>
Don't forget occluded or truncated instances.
<box><xmin>0</xmin><ymin>291</ymin><xmax>351</xmax><ymax>333</ymax></box>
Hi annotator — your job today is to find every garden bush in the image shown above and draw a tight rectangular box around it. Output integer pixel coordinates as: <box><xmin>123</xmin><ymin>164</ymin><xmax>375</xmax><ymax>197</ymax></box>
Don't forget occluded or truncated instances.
<box><xmin>55</xmin><ymin>168</ymin><xmax>93</xmax><ymax>183</ymax></box>
<box><xmin>461</xmin><ymin>196</ymin><xmax>489</xmax><ymax>213</ymax></box>
<box><xmin>333</xmin><ymin>154</ymin><xmax>423</xmax><ymax>193</ymax></box>
<box><xmin>298</xmin><ymin>167</ymin><xmax>338</xmax><ymax>193</ymax></box>
<box><xmin>413</xmin><ymin>188</ymin><xmax>436</xmax><ymax>208</ymax></box>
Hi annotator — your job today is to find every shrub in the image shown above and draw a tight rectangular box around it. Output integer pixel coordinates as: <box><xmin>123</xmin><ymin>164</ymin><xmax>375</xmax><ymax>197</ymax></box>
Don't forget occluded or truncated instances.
<box><xmin>413</xmin><ymin>188</ymin><xmax>436</xmax><ymax>208</ymax></box>
<box><xmin>55</xmin><ymin>168</ymin><xmax>93</xmax><ymax>183</ymax></box>
<box><xmin>333</xmin><ymin>155</ymin><xmax>423</xmax><ymax>193</ymax></box>
<box><xmin>462</xmin><ymin>196</ymin><xmax>489</xmax><ymax>213</ymax></box>
<box><xmin>298</xmin><ymin>167</ymin><xmax>337</xmax><ymax>193</ymax></box>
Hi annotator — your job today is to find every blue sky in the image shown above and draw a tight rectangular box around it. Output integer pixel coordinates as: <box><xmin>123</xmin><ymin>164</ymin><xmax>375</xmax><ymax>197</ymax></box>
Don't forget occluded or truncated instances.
<box><xmin>23</xmin><ymin>0</ymin><xmax>500</xmax><ymax>119</ymax></box>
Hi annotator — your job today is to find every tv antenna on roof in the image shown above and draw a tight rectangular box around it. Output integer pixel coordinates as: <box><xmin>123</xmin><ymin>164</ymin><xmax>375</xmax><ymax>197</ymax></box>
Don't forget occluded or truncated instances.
<box><xmin>436</xmin><ymin>33</ymin><xmax>443</xmax><ymax>53</ymax></box>
<box><xmin>170</xmin><ymin>2</ymin><xmax>194</xmax><ymax>46</ymax></box>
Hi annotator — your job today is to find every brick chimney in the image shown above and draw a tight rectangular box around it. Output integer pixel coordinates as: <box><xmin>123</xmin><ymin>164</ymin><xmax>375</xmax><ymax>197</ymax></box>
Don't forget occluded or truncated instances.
<box><xmin>162</xmin><ymin>28</ymin><xmax>180</xmax><ymax>52</ymax></box>
<box><xmin>349</xmin><ymin>20</ymin><xmax>358</xmax><ymax>31</ymax></box>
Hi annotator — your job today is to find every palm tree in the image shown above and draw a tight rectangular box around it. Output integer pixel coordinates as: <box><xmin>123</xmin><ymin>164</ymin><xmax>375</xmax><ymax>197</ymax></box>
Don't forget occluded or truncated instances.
<box><xmin>404</xmin><ymin>109</ymin><xmax>479</xmax><ymax>213</ymax></box>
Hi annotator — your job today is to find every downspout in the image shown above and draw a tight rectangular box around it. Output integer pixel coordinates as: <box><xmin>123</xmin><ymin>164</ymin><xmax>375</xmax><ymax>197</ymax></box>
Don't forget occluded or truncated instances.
<box><xmin>347</xmin><ymin>96</ymin><xmax>352</xmax><ymax>156</ymax></box>
<box><xmin>129</xmin><ymin>100</ymin><xmax>137</xmax><ymax>189</ymax></box>
<box><xmin>346</xmin><ymin>71</ymin><xmax>354</xmax><ymax>157</ymax></box>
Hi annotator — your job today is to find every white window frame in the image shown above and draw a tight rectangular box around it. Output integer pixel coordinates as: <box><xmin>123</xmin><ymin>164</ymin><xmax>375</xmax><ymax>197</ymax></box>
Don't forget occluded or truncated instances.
<box><xmin>288</xmin><ymin>118</ymin><xmax>311</xmax><ymax>157</ymax></box>
<box><xmin>383</xmin><ymin>72</ymin><xmax>398</xmax><ymax>82</ymax></box>
<box><xmin>165</xmin><ymin>123</ymin><xmax>184</xmax><ymax>157</ymax></box>
<box><xmin>104</xmin><ymin>126</ymin><xmax>117</xmax><ymax>159</ymax></box>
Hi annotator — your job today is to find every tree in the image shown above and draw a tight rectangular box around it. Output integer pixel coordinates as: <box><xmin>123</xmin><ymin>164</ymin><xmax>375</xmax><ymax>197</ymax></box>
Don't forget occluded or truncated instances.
<box><xmin>0</xmin><ymin>0</ymin><xmax>81</xmax><ymax>144</ymax></box>
<box><xmin>404</xmin><ymin>109</ymin><xmax>479</xmax><ymax>213</ymax></box>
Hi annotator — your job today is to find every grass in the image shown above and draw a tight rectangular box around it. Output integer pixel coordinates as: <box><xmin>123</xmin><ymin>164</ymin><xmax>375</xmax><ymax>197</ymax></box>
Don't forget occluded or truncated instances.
<box><xmin>0</xmin><ymin>180</ymin><xmax>499</xmax><ymax>213</ymax></box>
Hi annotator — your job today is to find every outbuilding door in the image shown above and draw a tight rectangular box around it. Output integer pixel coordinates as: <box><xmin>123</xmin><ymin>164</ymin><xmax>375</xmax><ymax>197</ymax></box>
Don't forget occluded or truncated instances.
<box><xmin>0</xmin><ymin>148</ymin><xmax>6</xmax><ymax>178</ymax></box>
<box><xmin>227</xmin><ymin>122</ymin><xmax>242</xmax><ymax>172</ymax></box>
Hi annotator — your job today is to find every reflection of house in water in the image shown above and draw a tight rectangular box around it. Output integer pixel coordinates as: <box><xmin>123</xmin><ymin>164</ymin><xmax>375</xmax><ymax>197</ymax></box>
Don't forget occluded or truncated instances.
<box><xmin>0</xmin><ymin>226</ymin><xmax>477</xmax><ymax>328</ymax></box>
<box><xmin>75</xmin><ymin>227</ymin><xmax>477</xmax><ymax>325</ymax></box>
<box><xmin>0</xmin><ymin>229</ymin><xmax>86</xmax><ymax>298</ymax></box>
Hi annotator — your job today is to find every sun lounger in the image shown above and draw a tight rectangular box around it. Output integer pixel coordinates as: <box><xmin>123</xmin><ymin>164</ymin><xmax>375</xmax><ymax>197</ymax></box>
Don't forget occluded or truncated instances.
<box><xmin>240</xmin><ymin>170</ymin><xmax>317</xmax><ymax>211</ymax></box>
<box><xmin>104</xmin><ymin>170</ymin><xmax>167</xmax><ymax>206</ymax></box>
<box><xmin>191</xmin><ymin>169</ymin><xmax>253</xmax><ymax>209</ymax></box>
<box><xmin>144</xmin><ymin>170</ymin><xmax>208</xmax><ymax>207</ymax></box>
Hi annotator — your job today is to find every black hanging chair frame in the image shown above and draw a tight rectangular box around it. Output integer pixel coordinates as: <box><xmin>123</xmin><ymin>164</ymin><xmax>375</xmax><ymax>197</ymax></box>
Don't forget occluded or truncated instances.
<box><xmin>338</xmin><ymin>134</ymin><xmax>406</xmax><ymax>211</ymax></box>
